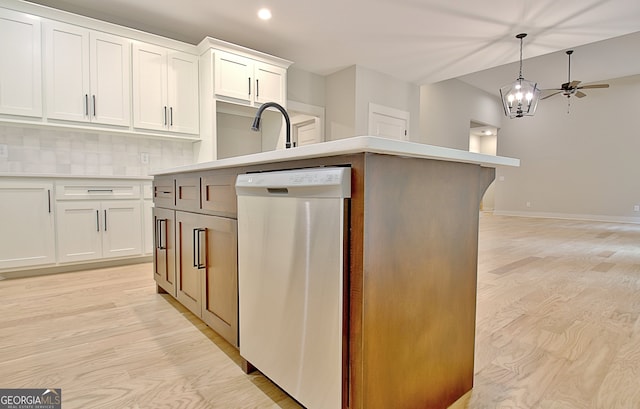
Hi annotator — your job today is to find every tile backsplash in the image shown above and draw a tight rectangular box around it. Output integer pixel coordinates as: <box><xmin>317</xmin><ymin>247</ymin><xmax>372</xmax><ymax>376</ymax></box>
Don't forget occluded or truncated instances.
<box><xmin>0</xmin><ymin>125</ymin><xmax>194</xmax><ymax>176</ymax></box>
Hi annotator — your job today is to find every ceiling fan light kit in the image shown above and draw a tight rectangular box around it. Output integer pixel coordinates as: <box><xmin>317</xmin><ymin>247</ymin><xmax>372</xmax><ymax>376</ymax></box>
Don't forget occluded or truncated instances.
<box><xmin>500</xmin><ymin>33</ymin><xmax>541</xmax><ymax>119</ymax></box>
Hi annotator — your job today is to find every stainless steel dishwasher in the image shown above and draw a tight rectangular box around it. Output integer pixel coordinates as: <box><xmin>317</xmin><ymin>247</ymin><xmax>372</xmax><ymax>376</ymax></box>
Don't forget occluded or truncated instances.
<box><xmin>236</xmin><ymin>167</ymin><xmax>351</xmax><ymax>409</ymax></box>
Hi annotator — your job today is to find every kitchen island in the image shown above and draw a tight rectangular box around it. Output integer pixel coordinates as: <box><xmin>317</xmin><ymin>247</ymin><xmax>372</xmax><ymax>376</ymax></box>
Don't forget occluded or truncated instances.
<box><xmin>151</xmin><ymin>136</ymin><xmax>519</xmax><ymax>409</ymax></box>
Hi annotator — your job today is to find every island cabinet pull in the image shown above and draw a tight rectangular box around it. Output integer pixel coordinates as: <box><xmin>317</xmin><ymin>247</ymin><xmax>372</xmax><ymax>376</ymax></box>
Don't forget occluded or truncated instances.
<box><xmin>96</xmin><ymin>210</ymin><xmax>100</xmax><ymax>232</ymax></box>
<box><xmin>157</xmin><ymin>219</ymin><xmax>167</xmax><ymax>250</ymax></box>
<box><xmin>193</xmin><ymin>228</ymin><xmax>206</xmax><ymax>269</ymax></box>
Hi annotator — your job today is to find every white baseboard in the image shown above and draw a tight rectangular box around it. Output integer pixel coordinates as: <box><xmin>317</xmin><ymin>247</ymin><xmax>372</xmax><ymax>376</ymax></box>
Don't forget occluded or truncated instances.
<box><xmin>493</xmin><ymin>210</ymin><xmax>640</xmax><ymax>225</ymax></box>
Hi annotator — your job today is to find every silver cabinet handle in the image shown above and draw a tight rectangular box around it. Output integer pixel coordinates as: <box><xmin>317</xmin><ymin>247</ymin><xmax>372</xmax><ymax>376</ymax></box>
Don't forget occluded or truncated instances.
<box><xmin>170</xmin><ymin>107</ymin><xmax>173</xmax><ymax>126</ymax></box>
<box><xmin>248</xmin><ymin>77</ymin><xmax>251</xmax><ymax>96</ymax></box>
<box><xmin>47</xmin><ymin>189</ymin><xmax>51</xmax><ymax>213</ymax></box>
<box><xmin>87</xmin><ymin>189</ymin><xmax>113</xmax><ymax>193</ymax></box>
<box><xmin>92</xmin><ymin>95</ymin><xmax>96</xmax><ymax>117</ymax></box>
<box><xmin>96</xmin><ymin>210</ymin><xmax>100</xmax><ymax>232</ymax></box>
<box><xmin>104</xmin><ymin>209</ymin><xmax>107</xmax><ymax>231</ymax></box>
<box><xmin>85</xmin><ymin>94</ymin><xmax>89</xmax><ymax>116</ymax></box>
<box><xmin>164</xmin><ymin>106</ymin><xmax>168</xmax><ymax>126</ymax></box>
<box><xmin>256</xmin><ymin>79</ymin><xmax>259</xmax><ymax>98</ymax></box>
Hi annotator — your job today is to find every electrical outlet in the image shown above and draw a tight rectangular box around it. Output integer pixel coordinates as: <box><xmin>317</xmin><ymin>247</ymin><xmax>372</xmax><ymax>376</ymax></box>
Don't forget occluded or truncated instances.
<box><xmin>526</xmin><ymin>201</ymin><xmax>532</xmax><ymax>208</ymax></box>
<box><xmin>140</xmin><ymin>152</ymin><xmax>149</xmax><ymax>165</ymax></box>
<box><xmin>634</xmin><ymin>205</ymin><xmax>640</xmax><ymax>212</ymax></box>
<box><xmin>499</xmin><ymin>176</ymin><xmax>505</xmax><ymax>182</ymax></box>
<box><xmin>0</xmin><ymin>144</ymin><xmax>8</xmax><ymax>159</ymax></box>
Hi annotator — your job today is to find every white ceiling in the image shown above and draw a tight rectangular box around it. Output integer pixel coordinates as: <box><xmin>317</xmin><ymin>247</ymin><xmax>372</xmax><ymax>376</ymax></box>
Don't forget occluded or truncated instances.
<box><xmin>24</xmin><ymin>0</ymin><xmax>640</xmax><ymax>89</ymax></box>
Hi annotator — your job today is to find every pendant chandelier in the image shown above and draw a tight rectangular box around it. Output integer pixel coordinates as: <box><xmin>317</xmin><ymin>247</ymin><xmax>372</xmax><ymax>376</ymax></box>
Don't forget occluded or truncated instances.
<box><xmin>499</xmin><ymin>33</ymin><xmax>540</xmax><ymax>118</ymax></box>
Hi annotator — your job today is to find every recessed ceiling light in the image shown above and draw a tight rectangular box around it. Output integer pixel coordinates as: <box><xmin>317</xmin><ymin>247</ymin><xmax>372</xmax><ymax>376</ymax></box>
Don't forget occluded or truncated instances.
<box><xmin>258</xmin><ymin>8</ymin><xmax>272</xmax><ymax>20</ymax></box>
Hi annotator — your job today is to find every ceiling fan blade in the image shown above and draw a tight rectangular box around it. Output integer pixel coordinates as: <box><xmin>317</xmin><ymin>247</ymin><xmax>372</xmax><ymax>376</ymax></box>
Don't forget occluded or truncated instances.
<box><xmin>541</xmin><ymin>91</ymin><xmax>562</xmax><ymax>100</ymax></box>
<box><xmin>568</xmin><ymin>80</ymin><xmax>581</xmax><ymax>88</ymax></box>
<box><xmin>579</xmin><ymin>84</ymin><xmax>609</xmax><ymax>89</ymax></box>
<box><xmin>575</xmin><ymin>91</ymin><xmax>587</xmax><ymax>98</ymax></box>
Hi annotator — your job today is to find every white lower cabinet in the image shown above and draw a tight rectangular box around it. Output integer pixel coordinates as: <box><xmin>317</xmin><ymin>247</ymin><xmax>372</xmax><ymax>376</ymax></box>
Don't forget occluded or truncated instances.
<box><xmin>0</xmin><ymin>181</ymin><xmax>55</xmax><ymax>269</ymax></box>
<box><xmin>56</xmin><ymin>199</ymin><xmax>142</xmax><ymax>263</ymax></box>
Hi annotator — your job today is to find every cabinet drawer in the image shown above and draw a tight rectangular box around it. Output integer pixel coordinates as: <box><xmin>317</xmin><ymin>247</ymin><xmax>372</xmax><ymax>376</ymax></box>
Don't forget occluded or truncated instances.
<box><xmin>201</xmin><ymin>173</ymin><xmax>237</xmax><ymax>216</ymax></box>
<box><xmin>56</xmin><ymin>181</ymin><xmax>141</xmax><ymax>200</ymax></box>
<box><xmin>153</xmin><ymin>177</ymin><xmax>175</xmax><ymax>208</ymax></box>
<box><xmin>175</xmin><ymin>175</ymin><xmax>201</xmax><ymax>211</ymax></box>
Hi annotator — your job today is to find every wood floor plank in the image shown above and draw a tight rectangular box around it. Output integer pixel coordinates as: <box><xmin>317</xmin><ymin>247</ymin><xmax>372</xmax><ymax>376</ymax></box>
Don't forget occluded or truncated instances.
<box><xmin>2</xmin><ymin>214</ymin><xmax>640</xmax><ymax>408</ymax></box>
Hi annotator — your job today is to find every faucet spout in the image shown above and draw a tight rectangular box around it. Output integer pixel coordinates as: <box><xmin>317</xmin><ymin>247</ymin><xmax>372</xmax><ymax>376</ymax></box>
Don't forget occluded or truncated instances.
<box><xmin>251</xmin><ymin>102</ymin><xmax>293</xmax><ymax>149</ymax></box>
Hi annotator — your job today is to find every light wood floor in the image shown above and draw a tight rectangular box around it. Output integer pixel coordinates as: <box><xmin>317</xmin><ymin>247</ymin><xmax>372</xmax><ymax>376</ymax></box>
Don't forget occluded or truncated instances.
<box><xmin>1</xmin><ymin>214</ymin><xmax>639</xmax><ymax>408</ymax></box>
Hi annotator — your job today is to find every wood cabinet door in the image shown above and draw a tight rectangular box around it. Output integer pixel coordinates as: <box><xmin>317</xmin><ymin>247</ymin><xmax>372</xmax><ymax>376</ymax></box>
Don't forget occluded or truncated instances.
<box><xmin>0</xmin><ymin>8</ymin><xmax>42</xmax><ymax>117</ymax></box>
<box><xmin>153</xmin><ymin>207</ymin><xmax>176</xmax><ymax>295</ymax></box>
<box><xmin>0</xmin><ymin>181</ymin><xmax>54</xmax><ymax>269</ymax></box>
<box><xmin>200</xmin><ymin>215</ymin><xmax>238</xmax><ymax>347</ymax></box>
<box><xmin>175</xmin><ymin>211</ymin><xmax>203</xmax><ymax>316</ymax></box>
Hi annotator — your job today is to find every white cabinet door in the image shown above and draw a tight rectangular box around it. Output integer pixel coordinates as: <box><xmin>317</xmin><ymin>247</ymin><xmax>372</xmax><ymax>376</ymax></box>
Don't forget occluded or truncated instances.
<box><xmin>132</xmin><ymin>42</ymin><xmax>167</xmax><ymax>132</ymax></box>
<box><xmin>168</xmin><ymin>51</ymin><xmax>199</xmax><ymax>134</ymax></box>
<box><xmin>143</xmin><ymin>199</ymin><xmax>153</xmax><ymax>255</ymax></box>
<box><xmin>89</xmin><ymin>32</ymin><xmax>130</xmax><ymax>126</ymax></box>
<box><xmin>214</xmin><ymin>51</ymin><xmax>252</xmax><ymax>103</ymax></box>
<box><xmin>133</xmin><ymin>44</ymin><xmax>199</xmax><ymax>135</ymax></box>
<box><xmin>56</xmin><ymin>200</ymin><xmax>102</xmax><ymax>263</ymax></box>
<box><xmin>45</xmin><ymin>21</ymin><xmax>130</xmax><ymax>126</ymax></box>
<box><xmin>56</xmin><ymin>199</ymin><xmax>143</xmax><ymax>262</ymax></box>
<box><xmin>254</xmin><ymin>62</ymin><xmax>286</xmax><ymax>105</ymax></box>
<box><xmin>102</xmin><ymin>200</ymin><xmax>142</xmax><ymax>258</ymax></box>
<box><xmin>0</xmin><ymin>182</ymin><xmax>55</xmax><ymax>269</ymax></box>
<box><xmin>0</xmin><ymin>9</ymin><xmax>42</xmax><ymax>117</ymax></box>
<box><xmin>44</xmin><ymin>21</ymin><xmax>90</xmax><ymax>122</ymax></box>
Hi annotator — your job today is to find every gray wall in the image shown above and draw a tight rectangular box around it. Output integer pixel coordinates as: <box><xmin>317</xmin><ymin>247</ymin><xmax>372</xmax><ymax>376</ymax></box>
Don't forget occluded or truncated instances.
<box><xmin>495</xmin><ymin>74</ymin><xmax>640</xmax><ymax>222</ymax></box>
<box><xmin>287</xmin><ymin>66</ymin><xmax>326</xmax><ymax>107</ymax></box>
<box><xmin>420</xmin><ymin>79</ymin><xmax>503</xmax><ymax>149</ymax></box>
<box><xmin>324</xmin><ymin>65</ymin><xmax>420</xmax><ymax>141</ymax></box>
<box><xmin>354</xmin><ymin>66</ymin><xmax>420</xmax><ymax>138</ymax></box>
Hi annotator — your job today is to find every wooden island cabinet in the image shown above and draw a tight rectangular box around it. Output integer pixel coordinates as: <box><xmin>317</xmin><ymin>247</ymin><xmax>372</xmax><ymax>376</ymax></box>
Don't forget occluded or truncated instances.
<box><xmin>151</xmin><ymin>136</ymin><xmax>519</xmax><ymax>409</ymax></box>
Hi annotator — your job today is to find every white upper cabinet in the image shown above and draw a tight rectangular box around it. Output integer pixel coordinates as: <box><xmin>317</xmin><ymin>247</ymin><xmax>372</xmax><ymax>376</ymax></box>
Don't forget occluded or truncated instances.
<box><xmin>214</xmin><ymin>50</ymin><xmax>286</xmax><ymax>106</ymax></box>
<box><xmin>44</xmin><ymin>21</ymin><xmax>130</xmax><ymax>126</ymax></box>
<box><xmin>0</xmin><ymin>8</ymin><xmax>42</xmax><ymax>117</ymax></box>
<box><xmin>133</xmin><ymin>42</ymin><xmax>199</xmax><ymax>135</ymax></box>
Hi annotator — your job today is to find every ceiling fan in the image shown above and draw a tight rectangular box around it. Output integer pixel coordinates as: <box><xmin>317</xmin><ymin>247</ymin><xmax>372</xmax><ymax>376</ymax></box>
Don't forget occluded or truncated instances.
<box><xmin>542</xmin><ymin>50</ymin><xmax>609</xmax><ymax>101</ymax></box>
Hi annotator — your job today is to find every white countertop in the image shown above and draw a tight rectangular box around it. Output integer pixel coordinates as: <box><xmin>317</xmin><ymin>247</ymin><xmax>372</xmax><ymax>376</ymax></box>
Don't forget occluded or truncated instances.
<box><xmin>152</xmin><ymin>136</ymin><xmax>519</xmax><ymax>175</ymax></box>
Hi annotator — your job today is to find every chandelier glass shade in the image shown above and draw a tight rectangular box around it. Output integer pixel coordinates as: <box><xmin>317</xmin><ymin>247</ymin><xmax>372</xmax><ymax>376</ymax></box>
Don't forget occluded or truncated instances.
<box><xmin>500</xmin><ymin>33</ymin><xmax>540</xmax><ymax>118</ymax></box>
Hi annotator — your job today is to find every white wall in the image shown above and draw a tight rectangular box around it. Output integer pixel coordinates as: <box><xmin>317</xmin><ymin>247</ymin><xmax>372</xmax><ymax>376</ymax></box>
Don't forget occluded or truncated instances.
<box><xmin>495</xmin><ymin>74</ymin><xmax>640</xmax><ymax>222</ymax></box>
<box><xmin>420</xmin><ymin>79</ymin><xmax>503</xmax><ymax>149</ymax></box>
<box><xmin>0</xmin><ymin>125</ymin><xmax>193</xmax><ymax>176</ymax></box>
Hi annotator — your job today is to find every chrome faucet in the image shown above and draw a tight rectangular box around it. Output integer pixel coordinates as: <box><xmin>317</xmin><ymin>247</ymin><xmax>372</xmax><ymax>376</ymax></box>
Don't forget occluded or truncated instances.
<box><xmin>251</xmin><ymin>102</ymin><xmax>294</xmax><ymax>148</ymax></box>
